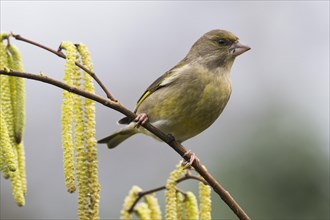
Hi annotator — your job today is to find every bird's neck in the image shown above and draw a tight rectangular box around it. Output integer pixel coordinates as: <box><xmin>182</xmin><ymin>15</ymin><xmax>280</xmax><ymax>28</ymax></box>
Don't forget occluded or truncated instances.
<box><xmin>195</xmin><ymin>55</ymin><xmax>235</xmax><ymax>77</ymax></box>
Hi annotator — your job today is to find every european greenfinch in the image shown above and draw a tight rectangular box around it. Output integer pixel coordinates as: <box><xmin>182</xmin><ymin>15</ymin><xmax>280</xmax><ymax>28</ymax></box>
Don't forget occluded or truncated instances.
<box><xmin>98</xmin><ymin>29</ymin><xmax>250</xmax><ymax>149</ymax></box>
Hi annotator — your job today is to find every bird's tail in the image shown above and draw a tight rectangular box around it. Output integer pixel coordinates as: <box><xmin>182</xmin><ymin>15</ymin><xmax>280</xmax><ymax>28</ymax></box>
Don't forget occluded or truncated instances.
<box><xmin>98</xmin><ymin>125</ymin><xmax>137</xmax><ymax>149</ymax></box>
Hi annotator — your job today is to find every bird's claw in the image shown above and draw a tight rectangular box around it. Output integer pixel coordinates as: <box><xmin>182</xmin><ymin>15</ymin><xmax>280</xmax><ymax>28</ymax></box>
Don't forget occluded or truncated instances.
<box><xmin>134</xmin><ymin>113</ymin><xmax>149</xmax><ymax>128</ymax></box>
<box><xmin>181</xmin><ymin>150</ymin><xmax>200</xmax><ymax>167</ymax></box>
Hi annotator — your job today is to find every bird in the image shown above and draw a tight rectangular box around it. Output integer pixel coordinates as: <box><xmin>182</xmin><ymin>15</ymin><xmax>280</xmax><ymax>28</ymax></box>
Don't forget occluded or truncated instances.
<box><xmin>98</xmin><ymin>29</ymin><xmax>250</xmax><ymax>151</ymax></box>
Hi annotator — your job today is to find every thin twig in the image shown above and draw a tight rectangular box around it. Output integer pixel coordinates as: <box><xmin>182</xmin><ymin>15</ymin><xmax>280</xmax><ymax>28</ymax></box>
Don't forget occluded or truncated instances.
<box><xmin>127</xmin><ymin>170</ymin><xmax>207</xmax><ymax>213</ymax></box>
<box><xmin>10</xmin><ymin>33</ymin><xmax>117</xmax><ymax>101</ymax></box>
<box><xmin>0</xmin><ymin>69</ymin><xmax>249</xmax><ymax>220</ymax></box>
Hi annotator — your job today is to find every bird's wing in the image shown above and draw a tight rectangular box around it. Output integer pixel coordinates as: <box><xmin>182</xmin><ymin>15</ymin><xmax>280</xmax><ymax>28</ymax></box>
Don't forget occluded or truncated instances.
<box><xmin>135</xmin><ymin>62</ymin><xmax>187</xmax><ymax>111</ymax></box>
<box><xmin>118</xmin><ymin>62</ymin><xmax>187</xmax><ymax>124</ymax></box>
<box><xmin>134</xmin><ymin>71</ymin><xmax>172</xmax><ymax>111</ymax></box>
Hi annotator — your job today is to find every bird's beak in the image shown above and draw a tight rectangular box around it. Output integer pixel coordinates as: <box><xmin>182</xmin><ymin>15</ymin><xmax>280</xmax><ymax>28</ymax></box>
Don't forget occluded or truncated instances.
<box><xmin>230</xmin><ymin>41</ymin><xmax>251</xmax><ymax>56</ymax></box>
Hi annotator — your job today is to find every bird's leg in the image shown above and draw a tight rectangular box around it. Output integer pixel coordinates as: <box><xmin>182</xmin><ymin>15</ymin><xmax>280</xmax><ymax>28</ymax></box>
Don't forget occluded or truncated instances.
<box><xmin>181</xmin><ymin>150</ymin><xmax>200</xmax><ymax>167</ymax></box>
<box><xmin>134</xmin><ymin>113</ymin><xmax>149</xmax><ymax>128</ymax></box>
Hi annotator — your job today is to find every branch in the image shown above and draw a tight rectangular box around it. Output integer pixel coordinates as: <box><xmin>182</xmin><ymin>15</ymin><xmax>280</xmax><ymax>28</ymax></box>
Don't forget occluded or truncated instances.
<box><xmin>0</xmin><ymin>70</ymin><xmax>249</xmax><ymax>220</ymax></box>
<box><xmin>10</xmin><ymin>33</ymin><xmax>117</xmax><ymax>101</ymax></box>
<box><xmin>127</xmin><ymin>170</ymin><xmax>207</xmax><ymax>213</ymax></box>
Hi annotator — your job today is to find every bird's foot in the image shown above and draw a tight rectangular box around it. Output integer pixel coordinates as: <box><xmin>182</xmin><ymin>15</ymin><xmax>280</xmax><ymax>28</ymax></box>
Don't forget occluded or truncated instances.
<box><xmin>181</xmin><ymin>150</ymin><xmax>200</xmax><ymax>167</ymax></box>
<box><xmin>134</xmin><ymin>113</ymin><xmax>149</xmax><ymax>128</ymax></box>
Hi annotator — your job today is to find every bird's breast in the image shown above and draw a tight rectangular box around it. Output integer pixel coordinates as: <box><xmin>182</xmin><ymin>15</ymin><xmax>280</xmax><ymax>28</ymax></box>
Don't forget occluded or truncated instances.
<box><xmin>137</xmin><ymin>65</ymin><xmax>232</xmax><ymax>142</ymax></box>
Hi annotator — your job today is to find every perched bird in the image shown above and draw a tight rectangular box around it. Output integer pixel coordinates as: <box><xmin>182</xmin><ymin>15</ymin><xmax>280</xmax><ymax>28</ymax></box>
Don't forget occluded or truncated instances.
<box><xmin>98</xmin><ymin>29</ymin><xmax>250</xmax><ymax>150</ymax></box>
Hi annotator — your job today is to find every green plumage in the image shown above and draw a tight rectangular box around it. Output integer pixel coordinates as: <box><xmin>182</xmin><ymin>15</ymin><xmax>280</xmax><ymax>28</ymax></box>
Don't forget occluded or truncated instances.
<box><xmin>98</xmin><ymin>29</ymin><xmax>250</xmax><ymax>149</ymax></box>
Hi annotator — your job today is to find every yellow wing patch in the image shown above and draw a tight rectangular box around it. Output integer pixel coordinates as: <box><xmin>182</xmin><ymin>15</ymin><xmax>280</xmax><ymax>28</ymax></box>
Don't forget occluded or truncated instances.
<box><xmin>134</xmin><ymin>90</ymin><xmax>151</xmax><ymax>112</ymax></box>
<box><xmin>133</xmin><ymin>62</ymin><xmax>188</xmax><ymax>113</ymax></box>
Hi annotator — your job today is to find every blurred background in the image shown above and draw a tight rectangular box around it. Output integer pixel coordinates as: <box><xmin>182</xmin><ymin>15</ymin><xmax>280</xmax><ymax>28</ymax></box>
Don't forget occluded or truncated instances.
<box><xmin>1</xmin><ymin>1</ymin><xmax>329</xmax><ymax>219</ymax></box>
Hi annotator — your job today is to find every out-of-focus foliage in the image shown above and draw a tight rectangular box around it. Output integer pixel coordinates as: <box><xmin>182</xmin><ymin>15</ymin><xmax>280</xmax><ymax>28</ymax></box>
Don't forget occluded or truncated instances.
<box><xmin>212</xmin><ymin>107</ymin><xmax>329</xmax><ymax>219</ymax></box>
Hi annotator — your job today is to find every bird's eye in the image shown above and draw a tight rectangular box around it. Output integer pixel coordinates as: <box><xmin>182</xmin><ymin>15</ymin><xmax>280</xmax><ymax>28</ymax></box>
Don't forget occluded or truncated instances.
<box><xmin>218</xmin><ymin>39</ymin><xmax>228</xmax><ymax>46</ymax></box>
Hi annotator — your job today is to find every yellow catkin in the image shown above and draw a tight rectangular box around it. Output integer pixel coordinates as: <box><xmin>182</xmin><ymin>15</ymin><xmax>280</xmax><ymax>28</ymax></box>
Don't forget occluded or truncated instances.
<box><xmin>0</xmin><ymin>108</ymin><xmax>5</xmax><ymax>174</ymax></box>
<box><xmin>8</xmin><ymin>141</ymin><xmax>25</xmax><ymax>206</ymax></box>
<box><xmin>0</xmin><ymin>36</ymin><xmax>26</xmax><ymax>206</ymax></box>
<box><xmin>72</xmin><ymin>52</ymin><xmax>89</xmax><ymax>220</ymax></box>
<box><xmin>135</xmin><ymin>203</ymin><xmax>151</xmax><ymax>220</ymax></box>
<box><xmin>144</xmin><ymin>194</ymin><xmax>162</xmax><ymax>220</ymax></box>
<box><xmin>60</xmin><ymin>42</ymin><xmax>100</xmax><ymax>219</ymax></box>
<box><xmin>9</xmin><ymin>160</ymin><xmax>25</xmax><ymax>206</ymax></box>
<box><xmin>0</xmin><ymin>33</ymin><xmax>8</xmax><ymax>41</ymax></box>
<box><xmin>60</xmin><ymin>41</ymin><xmax>76</xmax><ymax>193</ymax></box>
<box><xmin>0</xmin><ymin>34</ymin><xmax>8</xmax><ymax>68</ymax></box>
<box><xmin>6</xmin><ymin>50</ymin><xmax>17</xmax><ymax>141</ymax></box>
<box><xmin>0</xmin><ymin>110</ymin><xmax>17</xmax><ymax>172</ymax></box>
<box><xmin>7</xmin><ymin>43</ymin><xmax>27</xmax><ymax>195</ymax></box>
<box><xmin>199</xmin><ymin>181</ymin><xmax>212</xmax><ymax>220</ymax></box>
<box><xmin>0</xmin><ymin>37</ymin><xmax>5</xmax><ymax>174</ymax></box>
<box><xmin>121</xmin><ymin>185</ymin><xmax>142</xmax><ymax>220</ymax></box>
<box><xmin>7</xmin><ymin>44</ymin><xmax>25</xmax><ymax>144</ymax></box>
<box><xmin>184</xmin><ymin>192</ymin><xmax>199</xmax><ymax>220</ymax></box>
<box><xmin>165</xmin><ymin>163</ymin><xmax>185</xmax><ymax>220</ymax></box>
<box><xmin>16</xmin><ymin>142</ymin><xmax>27</xmax><ymax>195</ymax></box>
<box><xmin>176</xmin><ymin>192</ymin><xmax>184</xmax><ymax>220</ymax></box>
<box><xmin>77</xmin><ymin>44</ymin><xmax>100</xmax><ymax>220</ymax></box>
<box><xmin>0</xmin><ymin>37</ymin><xmax>14</xmax><ymax>144</ymax></box>
<box><xmin>0</xmin><ymin>38</ymin><xmax>15</xmax><ymax>179</ymax></box>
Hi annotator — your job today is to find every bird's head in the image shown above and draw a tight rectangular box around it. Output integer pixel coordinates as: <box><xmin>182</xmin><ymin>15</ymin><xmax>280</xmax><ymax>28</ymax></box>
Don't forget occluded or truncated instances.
<box><xmin>187</xmin><ymin>29</ymin><xmax>250</xmax><ymax>69</ymax></box>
